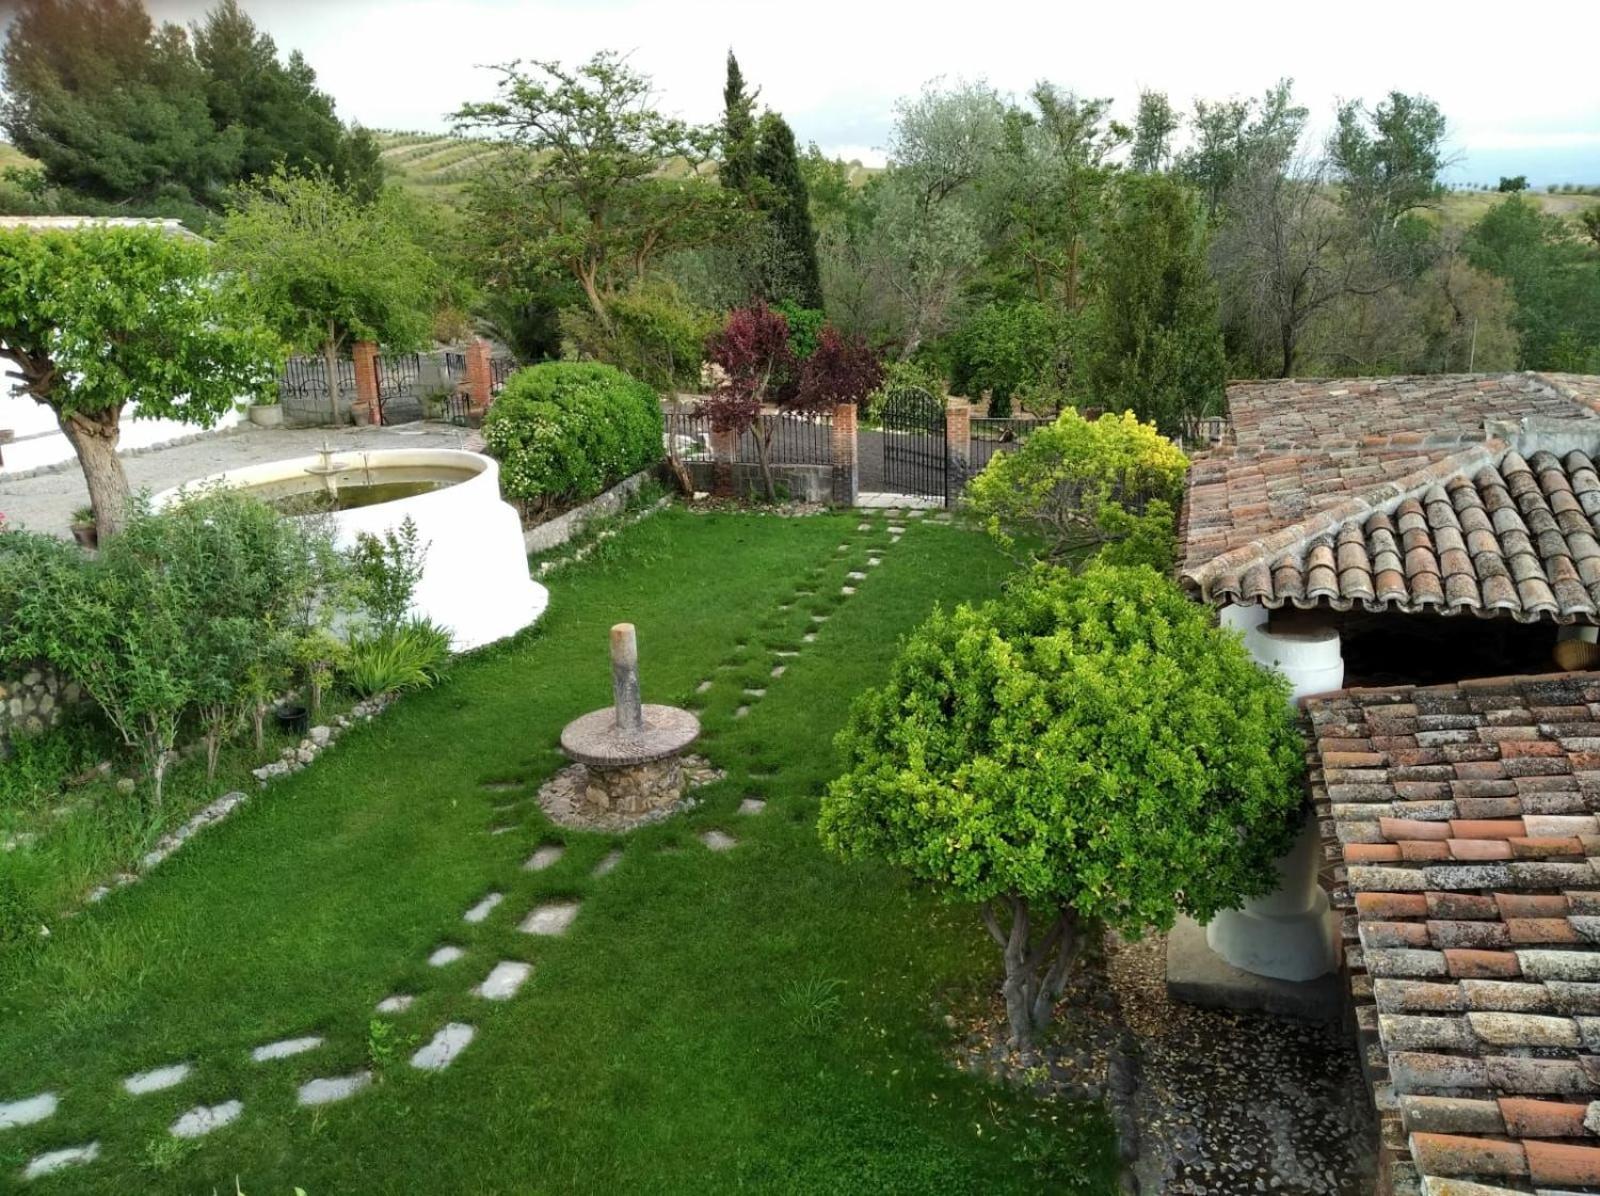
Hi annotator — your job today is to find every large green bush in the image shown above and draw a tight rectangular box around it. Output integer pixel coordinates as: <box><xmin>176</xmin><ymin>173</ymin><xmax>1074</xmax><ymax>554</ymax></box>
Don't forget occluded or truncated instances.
<box><xmin>558</xmin><ymin>279</ymin><xmax>715</xmax><ymax>393</ymax></box>
<box><xmin>484</xmin><ymin>363</ymin><xmax>664</xmax><ymax>512</ymax></box>
<box><xmin>820</xmin><ymin>564</ymin><xmax>1302</xmax><ymax>1045</ymax></box>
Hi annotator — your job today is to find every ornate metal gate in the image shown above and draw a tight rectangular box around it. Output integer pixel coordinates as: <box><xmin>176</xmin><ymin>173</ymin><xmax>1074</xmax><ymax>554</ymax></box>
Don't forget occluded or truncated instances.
<box><xmin>375</xmin><ymin>352</ymin><xmax>424</xmax><ymax>425</ymax></box>
<box><xmin>879</xmin><ymin>386</ymin><xmax>947</xmax><ymax>503</ymax></box>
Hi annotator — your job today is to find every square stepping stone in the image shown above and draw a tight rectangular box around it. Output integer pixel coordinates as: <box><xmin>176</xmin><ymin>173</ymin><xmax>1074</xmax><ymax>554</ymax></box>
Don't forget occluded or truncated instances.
<box><xmin>375</xmin><ymin>994</ymin><xmax>414</xmax><ymax>1015</ymax></box>
<box><xmin>868</xmin><ymin>557</ymin><xmax>881</xmax><ymax>567</ymax></box>
<box><xmin>427</xmin><ymin>945</ymin><xmax>466</xmax><ymax>967</ymax></box>
<box><xmin>738</xmin><ymin>798</ymin><xmax>767</xmax><ymax>815</ymax></box>
<box><xmin>123</xmin><ymin>1063</ymin><xmax>191</xmax><ymax>1096</ymax></box>
<box><xmin>297</xmin><ymin>1072</ymin><xmax>371</xmax><ymax>1106</ymax></box>
<box><xmin>888</xmin><ymin>525</ymin><xmax>905</xmax><ymax>534</ymax></box>
<box><xmin>696</xmin><ymin>680</ymin><xmax>713</xmax><ymax>694</ymax></box>
<box><xmin>593</xmin><ymin>850</ymin><xmax>622</xmax><ymax>877</ymax></box>
<box><xmin>251</xmin><ymin>1035</ymin><xmax>323</xmax><ymax>1063</ymax></box>
<box><xmin>410</xmin><ymin>1023</ymin><xmax>474</xmax><ymax>1071</ymax></box>
<box><xmin>774</xmin><ymin>650</ymin><xmax>799</xmax><ymax>658</ymax></box>
<box><xmin>701</xmin><ymin>830</ymin><xmax>737</xmax><ymax>851</ymax></box>
<box><xmin>743</xmin><ymin>688</ymin><xmax>766</xmax><ymax>699</ymax></box>
<box><xmin>488</xmin><ymin>825</ymin><xmax>518</xmax><ymax>836</ymax></box>
<box><xmin>847</xmin><ymin>571</ymin><xmax>867</xmax><ymax>580</ymax></box>
<box><xmin>857</xmin><ymin>522</ymin><xmax>872</xmax><ymax>531</ymax></box>
<box><xmin>890</xmin><ymin>535</ymin><xmax>901</xmax><ymax>544</ymax></box>
<box><xmin>908</xmin><ymin>510</ymin><xmax>926</xmax><ymax>518</ymax></box>
<box><xmin>771</xmin><ymin>665</ymin><xmax>786</xmax><ymax>678</ymax></box>
<box><xmin>0</xmin><ymin>1092</ymin><xmax>56</xmax><ymax>1128</ymax></box>
<box><xmin>811</xmin><ymin>614</ymin><xmax>828</xmax><ymax>623</ymax></box>
<box><xmin>802</xmin><ymin>633</ymin><xmax>816</xmax><ymax>644</ymax></box>
<box><xmin>519</xmin><ymin>901</ymin><xmax>579</xmax><ymax>936</ymax></box>
<box><xmin>837</xmin><ymin>543</ymin><xmax>849</xmax><ymax>551</ymax></box>
<box><xmin>463</xmin><ymin>892</ymin><xmax>504</xmax><ymax>923</ymax></box>
<box><xmin>841</xmin><ymin>586</ymin><xmax>856</xmax><ymax>596</ymax></box>
<box><xmin>473</xmin><ymin>960</ymin><xmax>533</xmax><ymax>1001</ymax></box>
<box><xmin>524</xmin><ymin>844</ymin><xmax>565</xmax><ymax>871</ymax></box>
<box><xmin>171</xmin><ymin>1100</ymin><xmax>242</xmax><ymax>1139</ymax></box>
<box><xmin>23</xmin><ymin>1143</ymin><xmax>98</xmax><ymax>1180</ymax></box>
<box><xmin>734</xmin><ymin>705</ymin><xmax>750</xmax><ymax>718</ymax></box>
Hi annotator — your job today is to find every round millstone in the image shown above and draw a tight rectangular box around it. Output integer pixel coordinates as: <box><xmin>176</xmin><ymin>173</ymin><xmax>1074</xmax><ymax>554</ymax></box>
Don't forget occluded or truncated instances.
<box><xmin>560</xmin><ymin>704</ymin><xmax>699</xmax><ymax>769</ymax></box>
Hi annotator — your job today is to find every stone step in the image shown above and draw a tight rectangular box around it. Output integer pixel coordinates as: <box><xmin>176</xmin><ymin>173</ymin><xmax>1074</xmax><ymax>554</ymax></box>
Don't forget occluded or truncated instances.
<box><xmin>297</xmin><ymin>1072</ymin><xmax>371</xmax><ymax>1106</ymax></box>
<box><xmin>474</xmin><ymin>961</ymin><xmax>533</xmax><ymax>1001</ymax></box>
<box><xmin>463</xmin><ymin>892</ymin><xmax>504</xmax><ymax>923</ymax></box>
<box><xmin>123</xmin><ymin>1063</ymin><xmax>191</xmax><ymax>1095</ymax></box>
<box><xmin>171</xmin><ymin>1100</ymin><xmax>242</xmax><ymax>1139</ymax></box>
<box><xmin>519</xmin><ymin>902</ymin><xmax>579</xmax><ymax>936</ymax></box>
<box><xmin>250</xmin><ymin>1035</ymin><xmax>323</xmax><ymax>1063</ymax></box>
<box><xmin>411</xmin><ymin>1023</ymin><xmax>474</xmax><ymax>1071</ymax></box>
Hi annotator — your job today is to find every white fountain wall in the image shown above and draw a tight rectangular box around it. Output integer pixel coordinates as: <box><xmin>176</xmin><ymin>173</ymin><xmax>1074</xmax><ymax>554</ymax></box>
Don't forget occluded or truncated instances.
<box><xmin>156</xmin><ymin>449</ymin><xmax>547</xmax><ymax>652</ymax></box>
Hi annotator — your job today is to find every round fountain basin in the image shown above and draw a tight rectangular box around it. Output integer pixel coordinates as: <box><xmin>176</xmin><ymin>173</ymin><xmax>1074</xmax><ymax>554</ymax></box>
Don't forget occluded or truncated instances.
<box><xmin>155</xmin><ymin>449</ymin><xmax>548</xmax><ymax>652</ymax></box>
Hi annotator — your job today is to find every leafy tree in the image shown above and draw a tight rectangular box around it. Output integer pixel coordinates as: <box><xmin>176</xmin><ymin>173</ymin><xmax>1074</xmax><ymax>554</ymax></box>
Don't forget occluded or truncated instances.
<box><xmin>559</xmin><ymin>277</ymin><xmax>715</xmax><ymax>393</ymax></box>
<box><xmin>455</xmin><ymin>52</ymin><xmax>740</xmax><ymax>330</ymax></box>
<box><xmin>966</xmin><ymin>409</ymin><xmax>1188</xmax><ymax>567</ymax></box>
<box><xmin>1</xmin><ymin>0</ymin><xmax>237</xmax><ymax>204</ymax></box>
<box><xmin>720</xmin><ymin>51</ymin><xmax>758</xmax><ymax>201</ymax></box>
<box><xmin>216</xmin><ymin>166</ymin><xmax>436</xmax><ymax>423</ymax></box>
<box><xmin>0</xmin><ymin>225</ymin><xmax>276</xmax><ymax>539</ymax></box>
<box><xmin>1580</xmin><ymin>206</ymin><xmax>1600</xmax><ymax>252</ymax></box>
<box><xmin>1129</xmin><ymin>90</ymin><xmax>1178</xmax><ymax>174</ymax></box>
<box><xmin>703</xmin><ymin>303</ymin><xmax>799</xmax><ymax>499</ymax></box>
<box><xmin>190</xmin><ymin>0</ymin><xmax>382</xmax><ymax>201</ymax></box>
<box><xmin>752</xmin><ymin>112</ymin><xmax>825</xmax><ymax>308</ymax></box>
<box><xmin>797</xmin><ymin>325</ymin><xmax>883</xmax><ymax>409</ymax></box>
<box><xmin>1498</xmin><ymin>175</ymin><xmax>1529</xmax><ymax>193</ymax></box>
<box><xmin>1176</xmin><ymin>79</ymin><xmax>1306</xmax><ymax>219</ymax></box>
<box><xmin>1466</xmin><ymin>194</ymin><xmax>1600</xmax><ymax>370</ymax></box>
<box><xmin>773</xmin><ymin>299</ymin><xmax>825</xmax><ymax>360</ymax></box>
<box><xmin>820</xmin><ymin>564</ymin><xmax>1303</xmax><ymax>1046</ymax></box>
<box><xmin>1082</xmin><ymin>174</ymin><xmax>1225</xmax><ymax>434</ymax></box>
<box><xmin>948</xmin><ymin>300</ymin><xmax>1071</xmax><ymax>417</ymax></box>
<box><xmin>1328</xmin><ymin>91</ymin><xmax>1448</xmax><ymax>246</ymax></box>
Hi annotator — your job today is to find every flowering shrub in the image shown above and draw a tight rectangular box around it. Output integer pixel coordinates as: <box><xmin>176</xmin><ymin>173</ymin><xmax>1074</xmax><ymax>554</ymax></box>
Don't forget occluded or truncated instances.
<box><xmin>484</xmin><ymin>363</ymin><xmax>664</xmax><ymax>513</ymax></box>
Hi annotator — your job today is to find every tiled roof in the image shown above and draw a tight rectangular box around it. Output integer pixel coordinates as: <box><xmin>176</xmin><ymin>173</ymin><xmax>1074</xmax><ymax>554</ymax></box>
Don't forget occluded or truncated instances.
<box><xmin>1180</xmin><ymin>373</ymin><xmax>1600</xmax><ymax>625</ymax></box>
<box><xmin>1311</xmin><ymin>674</ymin><xmax>1600</xmax><ymax>1193</ymax></box>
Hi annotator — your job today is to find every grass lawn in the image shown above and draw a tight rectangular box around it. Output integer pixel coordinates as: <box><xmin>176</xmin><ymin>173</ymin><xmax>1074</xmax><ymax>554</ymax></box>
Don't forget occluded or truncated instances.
<box><xmin>0</xmin><ymin>507</ymin><xmax>1118</xmax><ymax>1194</ymax></box>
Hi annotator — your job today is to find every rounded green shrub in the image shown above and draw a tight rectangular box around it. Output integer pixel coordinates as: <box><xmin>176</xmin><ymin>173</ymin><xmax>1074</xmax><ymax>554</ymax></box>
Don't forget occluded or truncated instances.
<box><xmin>484</xmin><ymin>362</ymin><xmax>664</xmax><ymax>512</ymax></box>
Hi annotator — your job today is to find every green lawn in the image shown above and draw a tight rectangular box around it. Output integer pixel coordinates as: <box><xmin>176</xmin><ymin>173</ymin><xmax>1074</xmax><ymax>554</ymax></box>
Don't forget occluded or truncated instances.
<box><xmin>0</xmin><ymin>508</ymin><xmax>1117</xmax><ymax>1194</ymax></box>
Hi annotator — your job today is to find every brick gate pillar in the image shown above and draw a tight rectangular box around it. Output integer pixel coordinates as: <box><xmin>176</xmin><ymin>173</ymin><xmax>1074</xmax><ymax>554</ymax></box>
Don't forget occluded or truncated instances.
<box><xmin>945</xmin><ymin>398</ymin><xmax>971</xmax><ymax>497</ymax></box>
<box><xmin>465</xmin><ymin>339</ymin><xmax>493</xmax><ymax>418</ymax></box>
<box><xmin>351</xmin><ymin>340</ymin><xmax>380</xmax><ymax>426</ymax></box>
<box><xmin>831</xmin><ymin>402</ymin><xmax>858</xmax><ymax>508</ymax></box>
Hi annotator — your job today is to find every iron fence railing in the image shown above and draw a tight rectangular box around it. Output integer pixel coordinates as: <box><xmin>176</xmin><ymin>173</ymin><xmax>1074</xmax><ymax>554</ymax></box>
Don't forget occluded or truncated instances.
<box><xmin>279</xmin><ymin>355</ymin><xmax>357</xmax><ymax>426</ymax></box>
<box><xmin>490</xmin><ymin>356</ymin><xmax>516</xmax><ymax>394</ymax></box>
<box><xmin>968</xmin><ymin>416</ymin><xmax>1047</xmax><ymax>472</ymax></box>
<box><xmin>663</xmin><ymin>411</ymin><xmax>715</xmax><ymax>461</ymax></box>
<box><xmin>750</xmin><ymin>412</ymin><xmax>832</xmax><ymax>465</ymax></box>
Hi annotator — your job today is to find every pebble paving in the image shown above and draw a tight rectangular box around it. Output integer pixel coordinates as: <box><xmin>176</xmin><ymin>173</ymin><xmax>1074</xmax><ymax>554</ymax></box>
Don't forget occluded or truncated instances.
<box><xmin>171</xmin><ymin>1100</ymin><xmax>242</xmax><ymax>1139</ymax></box>
<box><xmin>10</xmin><ymin>514</ymin><xmax>903</xmax><ymax>1182</ymax></box>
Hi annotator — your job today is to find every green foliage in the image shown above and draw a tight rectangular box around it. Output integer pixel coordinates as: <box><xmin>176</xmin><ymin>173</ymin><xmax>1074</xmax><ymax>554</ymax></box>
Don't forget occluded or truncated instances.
<box><xmin>0</xmin><ymin>709</ymin><xmax>110</xmax><ymax>812</ymax></box>
<box><xmin>1080</xmin><ymin>174</ymin><xmax>1225</xmax><ymax>435</ymax></box>
<box><xmin>1467</xmin><ymin>194</ymin><xmax>1600</xmax><ymax>371</ymax></box>
<box><xmin>1129</xmin><ymin>90</ymin><xmax>1178</xmax><ymax>174</ymax></box>
<box><xmin>345</xmin><ymin>619</ymin><xmax>451</xmax><ymax>699</ymax></box>
<box><xmin>819</xmin><ymin>562</ymin><xmax>1302</xmax><ymax>987</ymax></box>
<box><xmin>0</xmin><ymin>870</ymin><xmax>45</xmax><ymax>956</ymax></box>
<box><xmin>751</xmin><ymin>112</ymin><xmax>824</xmax><ymax>309</ymax></box>
<box><xmin>0</xmin><ymin>224</ymin><xmax>277</xmax><ymax>536</ymax></box>
<box><xmin>948</xmin><ymin>300</ymin><xmax>1071</xmax><ymax>417</ymax></box>
<box><xmin>773</xmin><ymin>299</ymin><xmax>824</xmax><ymax>360</ymax></box>
<box><xmin>559</xmin><ymin>278</ymin><xmax>715</xmax><ymax>393</ymax></box>
<box><xmin>483</xmin><ymin>362</ymin><xmax>664</xmax><ymax>511</ymax></box>
<box><xmin>1328</xmin><ymin>91</ymin><xmax>1448</xmax><ymax>241</ymax></box>
<box><xmin>965</xmin><ymin>409</ymin><xmax>1189</xmax><ymax>565</ymax></box>
<box><xmin>862</xmin><ymin>359</ymin><xmax>944</xmax><ymax>423</ymax></box>
<box><xmin>216</xmin><ymin>166</ymin><xmax>437</xmax><ymax>358</ymax></box>
<box><xmin>139</xmin><ymin>1132</ymin><xmax>201</xmax><ymax>1175</ymax></box>
<box><xmin>349</xmin><ymin>517</ymin><xmax>426</xmax><ymax>635</ymax></box>
<box><xmin>719</xmin><ymin>52</ymin><xmax>758</xmax><ymax>202</ymax></box>
<box><xmin>779</xmin><ymin>975</ymin><xmax>845</xmax><ymax>1033</ymax></box>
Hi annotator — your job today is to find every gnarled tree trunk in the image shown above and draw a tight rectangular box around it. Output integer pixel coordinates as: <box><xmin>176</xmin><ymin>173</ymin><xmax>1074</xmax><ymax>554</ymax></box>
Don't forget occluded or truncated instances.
<box><xmin>57</xmin><ymin>405</ymin><xmax>131</xmax><ymax>542</ymax></box>
<box><xmin>981</xmin><ymin>895</ymin><xmax>1082</xmax><ymax>1048</ymax></box>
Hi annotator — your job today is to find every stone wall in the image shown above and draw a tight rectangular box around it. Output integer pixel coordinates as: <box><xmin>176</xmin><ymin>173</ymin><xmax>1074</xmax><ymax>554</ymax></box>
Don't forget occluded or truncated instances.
<box><xmin>0</xmin><ymin>663</ymin><xmax>83</xmax><ymax>757</ymax></box>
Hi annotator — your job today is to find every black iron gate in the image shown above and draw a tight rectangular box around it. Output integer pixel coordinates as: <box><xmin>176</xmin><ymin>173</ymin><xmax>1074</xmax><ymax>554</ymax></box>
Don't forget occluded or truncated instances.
<box><xmin>375</xmin><ymin>352</ymin><xmax>424</xmax><ymax>425</ymax></box>
<box><xmin>880</xmin><ymin>386</ymin><xmax>947</xmax><ymax>503</ymax></box>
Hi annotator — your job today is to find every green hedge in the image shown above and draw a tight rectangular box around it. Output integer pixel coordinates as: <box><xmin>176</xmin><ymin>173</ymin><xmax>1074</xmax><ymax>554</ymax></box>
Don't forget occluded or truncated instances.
<box><xmin>483</xmin><ymin>363</ymin><xmax>664</xmax><ymax>511</ymax></box>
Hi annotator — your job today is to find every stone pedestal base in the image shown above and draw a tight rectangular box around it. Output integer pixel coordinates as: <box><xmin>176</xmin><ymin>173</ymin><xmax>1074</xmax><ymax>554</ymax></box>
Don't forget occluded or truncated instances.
<box><xmin>583</xmin><ymin>756</ymin><xmax>684</xmax><ymax>818</ymax></box>
<box><xmin>1166</xmin><ymin>916</ymin><xmax>1344</xmax><ymax>1020</ymax></box>
<box><xmin>1204</xmin><ymin>886</ymin><xmax>1339</xmax><ymax>982</ymax></box>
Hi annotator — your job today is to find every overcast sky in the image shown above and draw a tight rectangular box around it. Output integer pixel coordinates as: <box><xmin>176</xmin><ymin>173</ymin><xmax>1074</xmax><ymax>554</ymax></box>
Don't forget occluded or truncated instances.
<box><xmin>136</xmin><ymin>0</ymin><xmax>1600</xmax><ymax>184</ymax></box>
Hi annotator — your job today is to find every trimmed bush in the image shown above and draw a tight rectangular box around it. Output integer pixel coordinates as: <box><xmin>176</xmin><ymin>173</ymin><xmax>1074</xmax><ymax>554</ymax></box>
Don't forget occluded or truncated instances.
<box><xmin>484</xmin><ymin>363</ymin><xmax>664</xmax><ymax>513</ymax></box>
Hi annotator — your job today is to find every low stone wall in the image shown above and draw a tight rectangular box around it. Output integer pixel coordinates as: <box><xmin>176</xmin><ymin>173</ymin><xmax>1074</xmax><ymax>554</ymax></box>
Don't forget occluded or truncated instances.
<box><xmin>522</xmin><ymin>469</ymin><xmax>655</xmax><ymax>555</ymax></box>
<box><xmin>686</xmin><ymin>461</ymin><xmax>833</xmax><ymax>504</ymax></box>
<box><xmin>0</xmin><ymin>664</ymin><xmax>83</xmax><ymax>757</ymax></box>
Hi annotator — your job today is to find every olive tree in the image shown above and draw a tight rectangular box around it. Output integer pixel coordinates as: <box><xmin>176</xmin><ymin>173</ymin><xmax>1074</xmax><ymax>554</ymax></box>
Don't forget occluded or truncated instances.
<box><xmin>0</xmin><ymin>224</ymin><xmax>277</xmax><ymax>539</ymax></box>
<box><xmin>820</xmin><ymin>565</ymin><xmax>1303</xmax><ymax>1047</ymax></box>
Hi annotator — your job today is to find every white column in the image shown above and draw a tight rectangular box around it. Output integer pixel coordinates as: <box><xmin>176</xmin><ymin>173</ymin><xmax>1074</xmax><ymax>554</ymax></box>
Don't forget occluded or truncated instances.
<box><xmin>1203</xmin><ymin>606</ymin><xmax>1340</xmax><ymax>983</ymax></box>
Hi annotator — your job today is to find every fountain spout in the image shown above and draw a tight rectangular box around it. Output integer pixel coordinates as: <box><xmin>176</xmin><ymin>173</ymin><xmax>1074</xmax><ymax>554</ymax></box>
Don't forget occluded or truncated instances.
<box><xmin>610</xmin><ymin>623</ymin><xmax>644</xmax><ymax>732</ymax></box>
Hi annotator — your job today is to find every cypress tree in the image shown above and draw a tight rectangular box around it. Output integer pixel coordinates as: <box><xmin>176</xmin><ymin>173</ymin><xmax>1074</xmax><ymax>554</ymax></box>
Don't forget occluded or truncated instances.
<box><xmin>720</xmin><ymin>50</ymin><xmax>757</xmax><ymax>201</ymax></box>
<box><xmin>752</xmin><ymin>111</ymin><xmax>823</xmax><ymax>310</ymax></box>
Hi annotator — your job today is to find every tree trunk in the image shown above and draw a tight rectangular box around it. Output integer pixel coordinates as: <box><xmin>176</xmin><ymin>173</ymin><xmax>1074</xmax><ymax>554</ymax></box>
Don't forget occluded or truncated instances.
<box><xmin>252</xmin><ymin>703</ymin><xmax>265</xmax><ymax>752</ymax></box>
<box><xmin>1280</xmin><ymin>322</ymin><xmax>1296</xmax><ymax>379</ymax></box>
<box><xmin>324</xmin><ymin>325</ymin><xmax>342</xmax><ymax>425</ymax></box>
<box><xmin>58</xmin><ymin>406</ymin><xmax>131</xmax><ymax>541</ymax></box>
<box><xmin>754</xmin><ymin>422</ymin><xmax>778</xmax><ymax>502</ymax></box>
<box><xmin>982</xmin><ymin>895</ymin><xmax>1082</xmax><ymax>1048</ymax></box>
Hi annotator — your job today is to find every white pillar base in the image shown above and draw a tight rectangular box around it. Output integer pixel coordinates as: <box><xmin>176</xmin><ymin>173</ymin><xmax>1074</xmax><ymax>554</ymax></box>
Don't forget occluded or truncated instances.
<box><xmin>1205</xmin><ymin>887</ymin><xmax>1337</xmax><ymax>983</ymax></box>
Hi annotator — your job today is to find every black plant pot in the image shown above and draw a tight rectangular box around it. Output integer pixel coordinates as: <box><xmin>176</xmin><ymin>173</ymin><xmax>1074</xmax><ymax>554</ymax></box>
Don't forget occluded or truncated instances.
<box><xmin>275</xmin><ymin>703</ymin><xmax>309</xmax><ymax>736</ymax></box>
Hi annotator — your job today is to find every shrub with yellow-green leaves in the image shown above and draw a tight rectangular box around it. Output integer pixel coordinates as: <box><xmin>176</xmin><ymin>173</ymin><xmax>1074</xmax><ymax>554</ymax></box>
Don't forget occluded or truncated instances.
<box><xmin>820</xmin><ymin>564</ymin><xmax>1302</xmax><ymax>1046</ymax></box>
<box><xmin>966</xmin><ymin>409</ymin><xmax>1188</xmax><ymax>570</ymax></box>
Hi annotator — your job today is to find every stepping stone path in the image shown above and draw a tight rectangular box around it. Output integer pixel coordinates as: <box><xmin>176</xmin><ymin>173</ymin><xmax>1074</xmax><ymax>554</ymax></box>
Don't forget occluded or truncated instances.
<box><xmin>743</xmin><ymin>688</ymin><xmax>765</xmax><ymax>699</ymax></box>
<box><xmin>297</xmin><ymin>1073</ymin><xmax>370</xmax><ymax>1107</ymax></box>
<box><xmin>375</xmin><ymin>994</ymin><xmax>414</xmax><ymax>1014</ymax></box>
<box><xmin>802</xmin><ymin>633</ymin><xmax>816</xmax><ymax>644</ymax></box>
<box><xmin>23</xmin><ymin>1143</ymin><xmax>98</xmax><ymax>1180</ymax></box>
<box><xmin>428</xmin><ymin>945</ymin><xmax>466</xmax><ymax>967</ymax></box>
<box><xmin>868</xmin><ymin>557</ymin><xmax>881</xmax><ymax>567</ymax></box>
<box><xmin>841</xmin><ymin>586</ymin><xmax>856</xmax><ymax>596</ymax></box>
<box><xmin>524</xmin><ymin>844</ymin><xmax>565</xmax><ymax>871</ymax></box>
<box><xmin>0</xmin><ymin>1092</ymin><xmax>56</xmax><ymax>1128</ymax></box>
<box><xmin>734</xmin><ymin>705</ymin><xmax>750</xmax><ymax>718</ymax></box>
<box><xmin>411</xmin><ymin>1023</ymin><xmax>474</xmax><ymax>1071</ymax></box>
<box><xmin>774</xmin><ymin>650</ymin><xmax>799</xmax><ymax>658</ymax></box>
<box><xmin>696</xmin><ymin>680</ymin><xmax>713</xmax><ymax>694</ymax></box>
<box><xmin>811</xmin><ymin>614</ymin><xmax>828</xmax><ymax>623</ymax></box>
<box><xmin>171</xmin><ymin>1100</ymin><xmax>242</xmax><ymax>1139</ymax></box>
<box><xmin>857</xmin><ymin>522</ymin><xmax>872</xmax><ymax>531</ymax></box>
<box><xmin>251</xmin><ymin>1036</ymin><xmax>323</xmax><ymax>1063</ymax></box>
<box><xmin>847</xmin><ymin>571</ymin><xmax>867</xmax><ymax>580</ymax></box>
<box><xmin>593</xmin><ymin>850</ymin><xmax>622</xmax><ymax>877</ymax></box>
<box><xmin>771</xmin><ymin>665</ymin><xmax>786</xmax><ymax>678</ymax></box>
<box><xmin>463</xmin><ymin>892</ymin><xmax>504</xmax><ymax>923</ymax></box>
<box><xmin>888</xmin><ymin>526</ymin><xmax>906</xmax><ymax>535</ymax></box>
<box><xmin>473</xmin><ymin>960</ymin><xmax>533</xmax><ymax>1001</ymax></box>
<box><xmin>701</xmin><ymin>830</ymin><xmax>737</xmax><ymax>851</ymax></box>
<box><xmin>519</xmin><ymin>902</ymin><xmax>579</xmax><ymax>936</ymax></box>
<box><xmin>123</xmin><ymin>1063</ymin><xmax>190</xmax><ymax>1095</ymax></box>
<box><xmin>737</xmin><ymin>798</ymin><xmax>767</xmax><ymax>815</ymax></box>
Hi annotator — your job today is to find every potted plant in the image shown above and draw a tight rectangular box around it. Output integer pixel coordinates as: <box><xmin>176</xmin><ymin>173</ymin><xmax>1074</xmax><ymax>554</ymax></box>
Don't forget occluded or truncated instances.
<box><xmin>69</xmin><ymin>505</ymin><xmax>97</xmax><ymax>549</ymax></box>
<box><xmin>247</xmin><ymin>397</ymin><xmax>284</xmax><ymax>427</ymax></box>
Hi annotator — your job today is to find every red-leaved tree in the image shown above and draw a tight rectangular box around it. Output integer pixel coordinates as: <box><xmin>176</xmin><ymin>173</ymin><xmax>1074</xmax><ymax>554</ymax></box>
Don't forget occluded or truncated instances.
<box><xmin>798</xmin><ymin>326</ymin><xmax>883</xmax><ymax>410</ymax></box>
<box><xmin>703</xmin><ymin>303</ymin><xmax>798</xmax><ymax>500</ymax></box>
